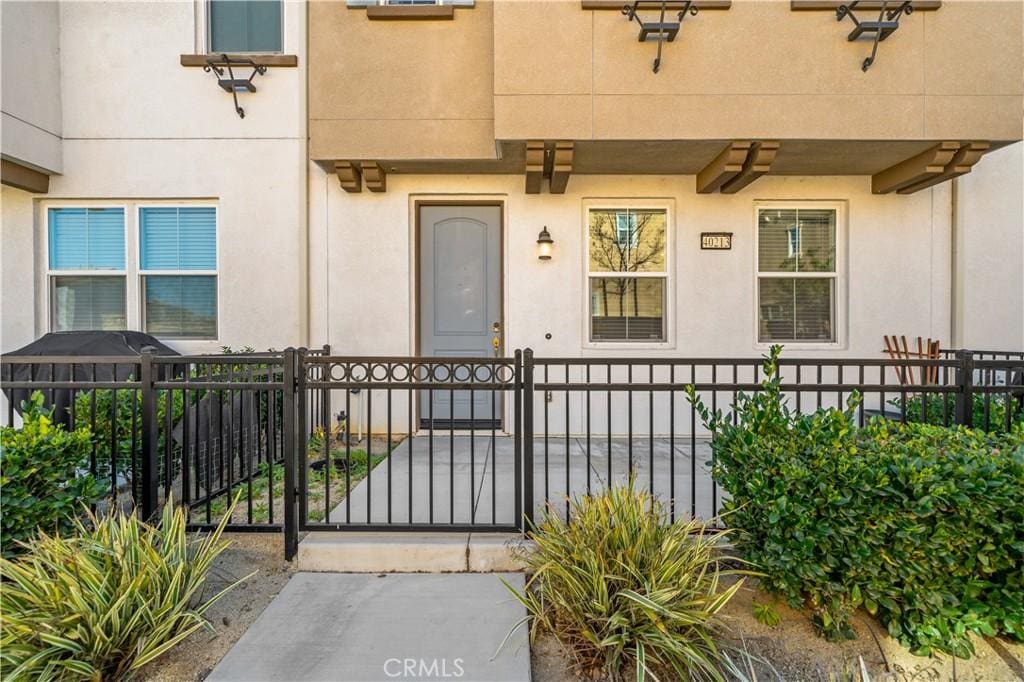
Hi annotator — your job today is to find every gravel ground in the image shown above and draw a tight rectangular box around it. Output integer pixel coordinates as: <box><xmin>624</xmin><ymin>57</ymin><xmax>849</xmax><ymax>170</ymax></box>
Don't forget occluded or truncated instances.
<box><xmin>136</xmin><ymin>533</ymin><xmax>295</xmax><ymax>682</ymax></box>
<box><xmin>718</xmin><ymin>579</ymin><xmax>1024</xmax><ymax>681</ymax></box>
<box><xmin>138</xmin><ymin>537</ymin><xmax>1024</xmax><ymax>682</ymax></box>
<box><xmin>531</xmin><ymin>577</ymin><xmax>1024</xmax><ymax>681</ymax></box>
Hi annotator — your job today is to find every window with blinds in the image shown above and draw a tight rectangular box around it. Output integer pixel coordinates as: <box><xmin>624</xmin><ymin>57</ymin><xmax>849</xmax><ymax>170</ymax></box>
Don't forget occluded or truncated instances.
<box><xmin>142</xmin><ymin>276</ymin><xmax>218</xmax><ymax>339</ymax></box>
<box><xmin>757</xmin><ymin>207</ymin><xmax>838</xmax><ymax>343</ymax></box>
<box><xmin>47</xmin><ymin>208</ymin><xmax>127</xmax><ymax>331</ymax></box>
<box><xmin>588</xmin><ymin>208</ymin><xmax>668</xmax><ymax>342</ymax></box>
<box><xmin>209</xmin><ymin>0</ymin><xmax>282</xmax><ymax>53</ymax></box>
<box><xmin>140</xmin><ymin>207</ymin><xmax>218</xmax><ymax>339</ymax></box>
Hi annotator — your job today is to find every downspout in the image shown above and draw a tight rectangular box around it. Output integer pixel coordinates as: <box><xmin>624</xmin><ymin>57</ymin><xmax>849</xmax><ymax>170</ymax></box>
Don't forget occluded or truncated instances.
<box><xmin>301</xmin><ymin>0</ymin><xmax>311</xmax><ymax>347</ymax></box>
<box><xmin>949</xmin><ymin>176</ymin><xmax>959</xmax><ymax>348</ymax></box>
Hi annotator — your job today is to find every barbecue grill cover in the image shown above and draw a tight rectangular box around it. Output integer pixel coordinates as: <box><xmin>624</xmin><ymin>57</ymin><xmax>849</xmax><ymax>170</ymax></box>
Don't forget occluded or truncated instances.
<box><xmin>2</xmin><ymin>331</ymin><xmax>180</xmax><ymax>426</ymax></box>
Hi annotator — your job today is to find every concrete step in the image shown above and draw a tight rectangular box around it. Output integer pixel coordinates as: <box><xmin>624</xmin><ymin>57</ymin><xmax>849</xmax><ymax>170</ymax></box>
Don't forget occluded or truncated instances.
<box><xmin>297</xmin><ymin>532</ymin><xmax>532</xmax><ymax>573</ymax></box>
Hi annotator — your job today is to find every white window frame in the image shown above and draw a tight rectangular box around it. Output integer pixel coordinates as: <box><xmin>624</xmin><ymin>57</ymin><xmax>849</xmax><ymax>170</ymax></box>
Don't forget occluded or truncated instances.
<box><xmin>40</xmin><ymin>201</ymin><xmax>220</xmax><ymax>343</ymax></box>
<box><xmin>43</xmin><ymin>202</ymin><xmax>131</xmax><ymax>334</ymax></box>
<box><xmin>199</xmin><ymin>0</ymin><xmax>285</xmax><ymax>55</ymax></box>
<box><xmin>136</xmin><ymin>204</ymin><xmax>221</xmax><ymax>341</ymax></box>
<box><xmin>583</xmin><ymin>199</ymin><xmax>675</xmax><ymax>350</ymax></box>
<box><xmin>753</xmin><ymin>201</ymin><xmax>846</xmax><ymax>350</ymax></box>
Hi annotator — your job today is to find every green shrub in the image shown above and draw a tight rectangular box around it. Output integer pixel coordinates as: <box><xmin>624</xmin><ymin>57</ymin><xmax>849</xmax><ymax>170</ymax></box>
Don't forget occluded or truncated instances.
<box><xmin>0</xmin><ymin>392</ymin><xmax>103</xmax><ymax>557</ymax></box>
<box><xmin>504</xmin><ymin>483</ymin><xmax>746</xmax><ymax>681</ymax></box>
<box><xmin>0</xmin><ymin>495</ymin><xmax>246</xmax><ymax>680</ymax></box>
<box><xmin>71</xmin><ymin>348</ymin><xmax>277</xmax><ymax>483</ymax></box>
<box><xmin>73</xmin><ymin>387</ymin><xmax>184</xmax><ymax>481</ymax></box>
<box><xmin>687</xmin><ymin>347</ymin><xmax>1024</xmax><ymax>658</ymax></box>
<box><xmin>890</xmin><ymin>392</ymin><xmax>1023</xmax><ymax>434</ymax></box>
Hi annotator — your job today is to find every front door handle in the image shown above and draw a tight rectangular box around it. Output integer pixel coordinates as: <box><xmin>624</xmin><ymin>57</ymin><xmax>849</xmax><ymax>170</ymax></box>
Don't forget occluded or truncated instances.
<box><xmin>491</xmin><ymin>321</ymin><xmax>501</xmax><ymax>355</ymax></box>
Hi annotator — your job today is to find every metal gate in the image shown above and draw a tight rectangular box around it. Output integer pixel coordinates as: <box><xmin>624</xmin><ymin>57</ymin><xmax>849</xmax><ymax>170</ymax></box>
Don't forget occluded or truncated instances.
<box><xmin>285</xmin><ymin>350</ymin><xmax>529</xmax><ymax>558</ymax></box>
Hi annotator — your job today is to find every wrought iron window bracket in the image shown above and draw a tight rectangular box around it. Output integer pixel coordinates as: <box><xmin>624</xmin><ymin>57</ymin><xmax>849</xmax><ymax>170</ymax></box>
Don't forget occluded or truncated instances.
<box><xmin>203</xmin><ymin>54</ymin><xmax>268</xmax><ymax>118</ymax></box>
<box><xmin>621</xmin><ymin>0</ymin><xmax>699</xmax><ymax>73</ymax></box>
<box><xmin>836</xmin><ymin>0</ymin><xmax>913</xmax><ymax>71</ymax></box>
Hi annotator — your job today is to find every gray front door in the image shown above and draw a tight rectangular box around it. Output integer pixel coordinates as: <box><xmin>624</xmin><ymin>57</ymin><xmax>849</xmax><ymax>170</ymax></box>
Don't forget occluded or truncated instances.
<box><xmin>419</xmin><ymin>205</ymin><xmax>502</xmax><ymax>429</ymax></box>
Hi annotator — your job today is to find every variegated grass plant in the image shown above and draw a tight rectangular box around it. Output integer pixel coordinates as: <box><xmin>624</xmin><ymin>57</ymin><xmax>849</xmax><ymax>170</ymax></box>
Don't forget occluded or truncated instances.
<box><xmin>503</xmin><ymin>482</ymin><xmax>747</xmax><ymax>682</ymax></box>
<box><xmin>0</xmin><ymin>494</ymin><xmax>249</xmax><ymax>681</ymax></box>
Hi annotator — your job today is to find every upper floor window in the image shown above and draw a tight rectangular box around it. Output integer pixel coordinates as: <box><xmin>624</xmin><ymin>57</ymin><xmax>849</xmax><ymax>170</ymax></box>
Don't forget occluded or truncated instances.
<box><xmin>48</xmin><ymin>208</ymin><xmax>128</xmax><ymax>332</ymax></box>
<box><xmin>588</xmin><ymin>207</ymin><xmax>668</xmax><ymax>343</ymax></box>
<box><xmin>209</xmin><ymin>0</ymin><xmax>282</xmax><ymax>53</ymax></box>
<box><xmin>756</xmin><ymin>205</ymin><xmax>840</xmax><ymax>344</ymax></box>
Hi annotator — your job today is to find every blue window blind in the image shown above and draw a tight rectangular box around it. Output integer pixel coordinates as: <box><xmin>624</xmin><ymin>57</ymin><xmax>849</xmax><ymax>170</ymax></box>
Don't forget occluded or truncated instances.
<box><xmin>143</xmin><ymin>276</ymin><xmax>217</xmax><ymax>339</ymax></box>
<box><xmin>48</xmin><ymin>208</ymin><xmax>125</xmax><ymax>270</ymax></box>
<box><xmin>140</xmin><ymin>207</ymin><xmax>217</xmax><ymax>271</ymax></box>
<box><xmin>209</xmin><ymin>0</ymin><xmax>282</xmax><ymax>53</ymax></box>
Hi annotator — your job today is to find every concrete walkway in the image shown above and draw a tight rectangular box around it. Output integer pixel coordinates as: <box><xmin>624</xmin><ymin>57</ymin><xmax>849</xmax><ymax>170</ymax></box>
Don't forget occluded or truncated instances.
<box><xmin>331</xmin><ymin>435</ymin><xmax>717</xmax><ymax>526</ymax></box>
<box><xmin>207</xmin><ymin>572</ymin><xmax>530</xmax><ymax>682</ymax></box>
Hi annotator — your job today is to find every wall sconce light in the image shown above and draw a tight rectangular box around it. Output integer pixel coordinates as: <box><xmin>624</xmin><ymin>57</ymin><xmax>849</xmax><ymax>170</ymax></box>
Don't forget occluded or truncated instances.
<box><xmin>203</xmin><ymin>53</ymin><xmax>267</xmax><ymax>118</ymax></box>
<box><xmin>537</xmin><ymin>226</ymin><xmax>554</xmax><ymax>260</ymax></box>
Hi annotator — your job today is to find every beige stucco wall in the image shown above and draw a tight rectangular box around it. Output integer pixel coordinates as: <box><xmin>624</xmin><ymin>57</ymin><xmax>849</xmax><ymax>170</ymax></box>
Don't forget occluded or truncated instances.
<box><xmin>310</xmin><ymin>0</ymin><xmax>1023</xmax><ymax>160</ymax></box>
<box><xmin>34</xmin><ymin>139</ymin><xmax>308</xmax><ymax>354</ymax></box>
<box><xmin>954</xmin><ymin>142</ymin><xmax>1024</xmax><ymax>350</ymax></box>
<box><xmin>309</xmin><ymin>0</ymin><xmax>495</xmax><ymax>160</ymax></box>
<box><xmin>59</xmin><ymin>0</ymin><xmax>304</xmax><ymax>139</ymax></box>
<box><xmin>493</xmin><ymin>0</ymin><xmax>1023</xmax><ymax>142</ymax></box>
<box><xmin>0</xmin><ymin>187</ymin><xmax>38</xmax><ymax>351</ymax></box>
<box><xmin>1</xmin><ymin>0</ymin><xmax>63</xmax><ymax>173</ymax></box>
<box><xmin>0</xmin><ymin>0</ymin><xmax>308</xmax><ymax>354</ymax></box>
<box><xmin>310</xmin><ymin>171</ymin><xmax>954</xmax><ymax>359</ymax></box>
<box><xmin>308</xmin><ymin>168</ymin><xmax>1000</xmax><ymax>433</ymax></box>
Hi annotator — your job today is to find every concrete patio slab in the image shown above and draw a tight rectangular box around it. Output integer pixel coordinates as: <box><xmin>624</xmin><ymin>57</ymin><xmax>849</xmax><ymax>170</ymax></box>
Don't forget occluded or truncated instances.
<box><xmin>332</xmin><ymin>435</ymin><xmax>500</xmax><ymax>526</ymax></box>
<box><xmin>207</xmin><ymin>572</ymin><xmax>530</xmax><ymax>682</ymax></box>
<box><xmin>327</xmin><ymin>435</ymin><xmax>719</xmax><ymax>528</ymax></box>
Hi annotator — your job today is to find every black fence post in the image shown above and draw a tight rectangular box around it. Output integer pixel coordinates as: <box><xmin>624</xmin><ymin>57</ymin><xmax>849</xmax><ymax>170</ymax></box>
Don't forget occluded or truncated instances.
<box><xmin>282</xmin><ymin>347</ymin><xmax>299</xmax><ymax>561</ymax></box>
<box><xmin>513</xmin><ymin>350</ymin><xmax>523</xmax><ymax>532</ymax></box>
<box><xmin>954</xmin><ymin>349</ymin><xmax>975</xmax><ymax>428</ymax></box>
<box><xmin>522</xmin><ymin>348</ymin><xmax>535</xmax><ymax>533</ymax></box>
<box><xmin>297</xmin><ymin>347</ymin><xmax>310</xmax><ymax>530</ymax></box>
<box><xmin>139</xmin><ymin>348</ymin><xmax>159</xmax><ymax>521</ymax></box>
<box><xmin>320</xmin><ymin>344</ymin><xmax>331</xmax><ymax>433</ymax></box>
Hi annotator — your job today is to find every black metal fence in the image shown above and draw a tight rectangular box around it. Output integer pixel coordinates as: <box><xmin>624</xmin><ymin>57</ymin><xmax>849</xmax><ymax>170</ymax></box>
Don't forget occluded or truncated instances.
<box><xmin>528</xmin><ymin>351</ymin><xmax>1023</xmax><ymax>529</ymax></box>
<box><xmin>2</xmin><ymin>347</ymin><xmax>1021</xmax><ymax>559</ymax></box>
<box><xmin>1</xmin><ymin>349</ymin><xmax>327</xmax><ymax>535</ymax></box>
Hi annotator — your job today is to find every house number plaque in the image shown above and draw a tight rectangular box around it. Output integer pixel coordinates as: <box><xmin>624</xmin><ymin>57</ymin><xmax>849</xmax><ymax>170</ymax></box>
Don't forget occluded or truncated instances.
<box><xmin>700</xmin><ymin>232</ymin><xmax>733</xmax><ymax>250</ymax></box>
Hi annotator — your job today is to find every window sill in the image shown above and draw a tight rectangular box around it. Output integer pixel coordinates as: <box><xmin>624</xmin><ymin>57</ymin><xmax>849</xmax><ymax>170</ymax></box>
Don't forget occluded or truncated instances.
<box><xmin>584</xmin><ymin>341</ymin><xmax>676</xmax><ymax>352</ymax></box>
<box><xmin>365</xmin><ymin>4</ymin><xmax>454</xmax><ymax>20</ymax></box>
<box><xmin>754</xmin><ymin>341</ymin><xmax>845</xmax><ymax>352</ymax></box>
<box><xmin>179</xmin><ymin>54</ymin><xmax>298</xmax><ymax>68</ymax></box>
